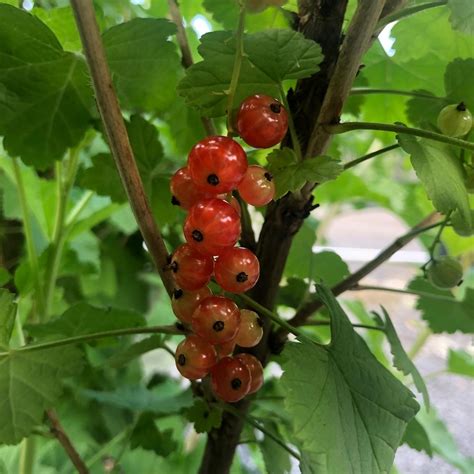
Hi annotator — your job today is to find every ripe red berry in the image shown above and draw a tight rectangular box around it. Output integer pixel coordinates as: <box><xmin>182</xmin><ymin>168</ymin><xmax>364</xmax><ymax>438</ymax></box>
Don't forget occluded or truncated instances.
<box><xmin>237</xmin><ymin>165</ymin><xmax>275</xmax><ymax>207</ymax></box>
<box><xmin>211</xmin><ymin>356</ymin><xmax>251</xmax><ymax>402</ymax></box>
<box><xmin>175</xmin><ymin>335</ymin><xmax>217</xmax><ymax>380</ymax></box>
<box><xmin>188</xmin><ymin>136</ymin><xmax>248</xmax><ymax>194</ymax></box>
<box><xmin>171</xmin><ymin>287</ymin><xmax>212</xmax><ymax>325</ymax></box>
<box><xmin>184</xmin><ymin>198</ymin><xmax>241</xmax><ymax>256</ymax></box>
<box><xmin>192</xmin><ymin>296</ymin><xmax>241</xmax><ymax>345</ymax></box>
<box><xmin>236</xmin><ymin>95</ymin><xmax>288</xmax><ymax>148</ymax></box>
<box><xmin>236</xmin><ymin>353</ymin><xmax>264</xmax><ymax>394</ymax></box>
<box><xmin>214</xmin><ymin>247</ymin><xmax>260</xmax><ymax>293</ymax></box>
<box><xmin>170</xmin><ymin>244</ymin><xmax>214</xmax><ymax>291</ymax></box>
<box><xmin>235</xmin><ymin>309</ymin><xmax>263</xmax><ymax>347</ymax></box>
<box><xmin>170</xmin><ymin>167</ymin><xmax>212</xmax><ymax>210</ymax></box>
<box><xmin>215</xmin><ymin>337</ymin><xmax>237</xmax><ymax>358</ymax></box>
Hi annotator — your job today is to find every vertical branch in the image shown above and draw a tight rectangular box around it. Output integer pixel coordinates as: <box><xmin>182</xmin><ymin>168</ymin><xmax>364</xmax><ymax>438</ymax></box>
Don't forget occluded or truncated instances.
<box><xmin>70</xmin><ymin>0</ymin><xmax>175</xmax><ymax>296</ymax></box>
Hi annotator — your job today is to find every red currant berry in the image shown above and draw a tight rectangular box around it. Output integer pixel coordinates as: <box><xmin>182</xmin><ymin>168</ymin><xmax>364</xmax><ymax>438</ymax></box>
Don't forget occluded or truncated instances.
<box><xmin>188</xmin><ymin>136</ymin><xmax>248</xmax><ymax>194</ymax></box>
<box><xmin>214</xmin><ymin>247</ymin><xmax>260</xmax><ymax>293</ymax></box>
<box><xmin>170</xmin><ymin>167</ymin><xmax>212</xmax><ymax>210</ymax></box>
<box><xmin>192</xmin><ymin>296</ymin><xmax>241</xmax><ymax>345</ymax></box>
<box><xmin>184</xmin><ymin>198</ymin><xmax>241</xmax><ymax>256</ymax></box>
<box><xmin>170</xmin><ymin>244</ymin><xmax>214</xmax><ymax>291</ymax></box>
<box><xmin>236</xmin><ymin>353</ymin><xmax>264</xmax><ymax>394</ymax></box>
<box><xmin>175</xmin><ymin>335</ymin><xmax>217</xmax><ymax>380</ymax></box>
<box><xmin>236</xmin><ymin>95</ymin><xmax>288</xmax><ymax>148</ymax></box>
<box><xmin>211</xmin><ymin>356</ymin><xmax>251</xmax><ymax>402</ymax></box>
<box><xmin>171</xmin><ymin>287</ymin><xmax>212</xmax><ymax>325</ymax></box>
<box><xmin>237</xmin><ymin>165</ymin><xmax>275</xmax><ymax>206</ymax></box>
<box><xmin>215</xmin><ymin>336</ymin><xmax>237</xmax><ymax>358</ymax></box>
<box><xmin>235</xmin><ymin>309</ymin><xmax>263</xmax><ymax>347</ymax></box>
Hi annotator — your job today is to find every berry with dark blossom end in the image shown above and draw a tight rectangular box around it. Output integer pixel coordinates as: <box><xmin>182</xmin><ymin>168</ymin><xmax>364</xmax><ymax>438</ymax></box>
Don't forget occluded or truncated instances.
<box><xmin>437</xmin><ymin>102</ymin><xmax>473</xmax><ymax>137</ymax></box>
<box><xmin>236</xmin><ymin>95</ymin><xmax>288</xmax><ymax>148</ymax></box>
<box><xmin>184</xmin><ymin>198</ymin><xmax>241</xmax><ymax>256</ymax></box>
<box><xmin>210</xmin><ymin>356</ymin><xmax>251</xmax><ymax>402</ymax></box>
<box><xmin>238</xmin><ymin>165</ymin><xmax>275</xmax><ymax>206</ymax></box>
<box><xmin>426</xmin><ymin>256</ymin><xmax>463</xmax><ymax>289</ymax></box>
<box><xmin>170</xmin><ymin>167</ymin><xmax>212</xmax><ymax>210</ymax></box>
<box><xmin>175</xmin><ymin>335</ymin><xmax>217</xmax><ymax>380</ymax></box>
<box><xmin>171</xmin><ymin>286</ymin><xmax>212</xmax><ymax>325</ymax></box>
<box><xmin>188</xmin><ymin>136</ymin><xmax>248</xmax><ymax>194</ymax></box>
<box><xmin>214</xmin><ymin>247</ymin><xmax>260</xmax><ymax>293</ymax></box>
<box><xmin>236</xmin><ymin>353</ymin><xmax>264</xmax><ymax>394</ymax></box>
<box><xmin>192</xmin><ymin>296</ymin><xmax>241</xmax><ymax>345</ymax></box>
<box><xmin>170</xmin><ymin>244</ymin><xmax>214</xmax><ymax>291</ymax></box>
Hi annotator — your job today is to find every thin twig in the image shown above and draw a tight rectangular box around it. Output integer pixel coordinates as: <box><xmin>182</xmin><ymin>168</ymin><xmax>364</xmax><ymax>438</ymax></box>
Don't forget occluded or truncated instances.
<box><xmin>46</xmin><ymin>409</ymin><xmax>89</xmax><ymax>474</ymax></box>
<box><xmin>352</xmin><ymin>284</ymin><xmax>456</xmax><ymax>303</ymax></box>
<box><xmin>167</xmin><ymin>0</ymin><xmax>216</xmax><ymax>136</ymax></box>
<box><xmin>70</xmin><ymin>0</ymin><xmax>175</xmax><ymax>296</ymax></box>
<box><xmin>377</xmin><ymin>0</ymin><xmax>447</xmax><ymax>29</ymax></box>
<box><xmin>343</xmin><ymin>144</ymin><xmax>400</xmax><ymax>170</ymax></box>
<box><xmin>303</xmin><ymin>320</ymin><xmax>386</xmax><ymax>331</ymax></box>
<box><xmin>349</xmin><ymin>88</ymin><xmax>446</xmax><ymax>101</ymax></box>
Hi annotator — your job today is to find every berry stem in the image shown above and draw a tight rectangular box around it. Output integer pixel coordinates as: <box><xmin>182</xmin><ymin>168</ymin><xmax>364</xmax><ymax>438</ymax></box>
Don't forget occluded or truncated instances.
<box><xmin>226</xmin><ymin>3</ymin><xmax>246</xmax><ymax>134</ymax></box>
<box><xmin>427</xmin><ymin>211</ymin><xmax>452</xmax><ymax>261</ymax></box>
<box><xmin>343</xmin><ymin>143</ymin><xmax>400</xmax><ymax>170</ymax></box>
<box><xmin>303</xmin><ymin>320</ymin><xmax>386</xmax><ymax>331</ymax></box>
<box><xmin>377</xmin><ymin>1</ymin><xmax>448</xmax><ymax>29</ymax></box>
<box><xmin>326</xmin><ymin>122</ymin><xmax>474</xmax><ymax>151</ymax></box>
<box><xmin>350</xmin><ymin>88</ymin><xmax>447</xmax><ymax>101</ymax></box>
<box><xmin>350</xmin><ymin>284</ymin><xmax>457</xmax><ymax>303</ymax></box>
<box><xmin>279</xmin><ymin>85</ymin><xmax>303</xmax><ymax>161</ymax></box>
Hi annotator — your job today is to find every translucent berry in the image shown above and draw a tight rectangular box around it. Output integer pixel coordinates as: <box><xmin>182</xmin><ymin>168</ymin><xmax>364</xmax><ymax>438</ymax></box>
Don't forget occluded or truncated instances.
<box><xmin>235</xmin><ymin>309</ymin><xmax>263</xmax><ymax>347</ymax></box>
<box><xmin>171</xmin><ymin>287</ymin><xmax>212</xmax><ymax>325</ymax></box>
<box><xmin>236</xmin><ymin>353</ymin><xmax>264</xmax><ymax>394</ymax></box>
<box><xmin>188</xmin><ymin>136</ymin><xmax>248</xmax><ymax>194</ymax></box>
<box><xmin>215</xmin><ymin>337</ymin><xmax>237</xmax><ymax>358</ymax></box>
<box><xmin>192</xmin><ymin>296</ymin><xmax>241</xmax><ymax>345</ymax></box>
<box><xmin>170</xmin><ymin>167</ymin><xmax>212</xmax><ymax>210</ymax></box>
<box><xmin>237</xmin><ymin>165</ymin><xmax>275</xmax><ymax>206</ymax></box>
<box><xmin>214</xmin><ymin>247</ymin><xmax>260</xmax><ymax>293</ymax></box>
<box><xmin>437</xmin><ymin>103</ymin><xmax>473</xmax><ymax>137</ymax></box>
<box><xmin>170</xmin><ymin>244</ymin><xmax>214</xmax><ymax>291</ymax></box>
<box><xmin>211</xmin><ymin>356</ymin><xmax>251</xmax><ymax>402</ymax></box>
<box><xmin>184</xmin><ymin>198</ymin><xmax>241</xmax><ymax>256</ymax></box>
<box><xmin>236</xmin><ymin>95</ymin><xmax>288</xmax><ymax>148</ymax></box>
<box><xmin>175</xmin><ymin>335</ymin><xmax>217</xmax><ymax>380</ymax></box>
<box><xmin>426</xmin><ymin>256</ymin><xmax>463</xmax><ymax>289</ymax></box>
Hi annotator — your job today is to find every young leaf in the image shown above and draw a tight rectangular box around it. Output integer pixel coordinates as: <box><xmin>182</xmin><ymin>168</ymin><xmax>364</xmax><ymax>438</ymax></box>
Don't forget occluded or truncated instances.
<box><xmin>448</xmin><ymin>0</ymin><xmax>474</xmax><ymax>36</ymax></box>
<box><xmin>130</xmin><ymin>413</ymin><xmax>177</xmax><ymax>457</ymax></box>
<box><xmin>447</xmin><ymin>349</ymin><xmax>474</xmax><ymax>377</ymax></box>
<box><xmin>379</xmin><ymin>307</ymin><xmax>429</xmax><ymax>409</ymax></box>
<box><xmin>106</xmin><ymin>335</ymin><xmax>164</xmax><ymax>369</ymax></box>
<box><xmin>26</xmin><ymin>303</ymin><xmax>145</xmax><ymax>339</ymax></box>
<box><xmin>267</xmin><ymin>148</ymin><xmax>342</xmax><ymax>199</ymax></box>
<box><xmin>408</xmin><ymin>277</ymin><xmax>474</xmax><ymax>333</ymax></box>
<box><xmin>185</xmin><ymin>399</ymin><xmax>222</xmax><ymax>434</ymax></box>
<box><xmin>0</xmin><ymin>4</ymin><xmax>92</xmax><ymax>168</ymax></box>
<box><xmin>103</xmin><ymin>19</ymin><xmax>181</xmax><ymax>112</ymax></box>
<box><xmin>0</xmin><ymin>346</ymin><xmax>83</xmax><ymax>444</ymax></box>
<box><xmin>0</xmin><ymin>290</ymin><xmax>16</xmax><ymax>349</ymax></box>
<box><xmin>398</xmin><ymin>134</ymin><xmax>472</xmax><ymax>229</ymax></box>
<box><xmin>281</xmin><ymin>284</ymin><xmax>419</xmax><ymax>474</ymax></box>
<box><xmin>402</xmin><ymin>418</ymin><xmax>433</xmax><ymax>457</ymax></box>
<box><xmin>259</xmin><ymin>420</ymin><xmax>292</xmax><ymax>474</ymax></box>
<box><xmin>178</xmin><ymin>30</ymin><xmax>322</xmax><ymax>117</ymax></box>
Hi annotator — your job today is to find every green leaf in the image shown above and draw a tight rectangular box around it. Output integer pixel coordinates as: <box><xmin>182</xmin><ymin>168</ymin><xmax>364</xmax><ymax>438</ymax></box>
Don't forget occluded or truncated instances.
<box><xmin>312</xmin><ymin>251</ymin><xmax>350</xmax><ymax>287</ymax></box>
<box><xmin>448</xmin><ymin>0</ymin><xmax>474</xmax><ymax>35</ymax></box>
<box><xmin>284</xmin><ymin>218</ymin><xmax>317</xmax><ymax>280</ymax></box>
<box><xmin>380</xmin><ymin>307</ymin><xmax>429</xmax><ymax>408</ymax></box>
<box><xmin>26</xmin><ymin>302</ymin><xmax>145</xmax><ymax>339</ymax></box>
<box><xmin>0</xmin><ymin>4</ymin><xmax>92</xmax><ymax>168</ymax></box>
<box><xmin>0</xmin><ymin>268</ymin><xmax>12</xmax><ymax>286</ymax></box>
<box><xmin>444</xmin><ymin>58</ymin><xmax>474</xmax><ymax>107</ymax></box>
<box><xmin>408</xmin><ymin>277</ymin><xmax>474</xmax><ymax>333</ymax></box>
<box><xmin>447</xmin><ymin>349</ymin><xmax>474</xmax><ymax>377</ymax></box>
<box><xmin>280</xmin><ymin>284</ymin><xmax>419</xmax><ymax>474</ymax></box>
<box><xmin>260</xmin><ymin>420</ymin><xmax>291</xmax><ymax>474</ymax></box>
<box><xmin>402</xmin><ymin>418</ymin><xmax>433</xmax><ymax>457</ymax></box>
<box><xmin>417</xmin><ymin>406</ymin><xmax>474</xmax><ymax>473</ymax></box>
<box><xmin>267</xmin><ymin>148</ymin><xmax>342</xmax><ymax>199</ymax></box>
<box><xmin>106</xmin><ymin>335</ymin><xmax>164</xmax><ymax>369</ymax></box>
<box><xmin>130</xmin><ymin>413</ymin><xmax>177</xmax><ymax>457</ymax></box>
<box><xmin>405</xmin><ymin>90</ymin><xmax>446</xmax><ymax>128</ymax></box>
<box><xmin>203</xmin><ymin>0</ymin><xmax>239</xmax><ymax>28</ymax></box>
<box><xmin>0</xmin><ymin>346</ymin><xmax>83</xmax><ymax>444</ymax></box>
<box><xmin>103</xmin><ymin>18</ymin><xmax>181</xmax><ymax>112</ymax></box>
<box><xmin>398</xmin><ymin>133</ymin><xmax>472</xmax><ymax>229</ymax></box>
<box><xmin>277</xmin><ymin>278</ymin><xmax>308</xmax><ymax>309</ymax></box>
<box><xmin>0</xmin><ymin>290</ymin><xmax>16</xmax><ymax>349</ymax></box>
<box><xmin>185</xmin><ymin>399</ymin><xmax>222</xmax><ymax>434</ymax></box>
<box><xmin>178</xmin><ymin>30</ymin><xmax>322</xmax><ymax>117</ymax></box>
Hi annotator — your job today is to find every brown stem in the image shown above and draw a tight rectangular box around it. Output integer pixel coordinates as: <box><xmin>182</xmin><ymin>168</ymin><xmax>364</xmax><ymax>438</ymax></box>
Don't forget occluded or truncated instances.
<box><xmin>46</xmin><ymin>409</ymin><xmax>89</xmax><ymax>474</ymax></box>
<box><xmin>167</xmin><ymin>0</ymin><xmax>216</xmax><ymax>136</ymax></box>
<box><xmin>276</xmin><ymin>212</ymin><xmax>442</xmax><ymax>341</ymax></box>
<box><xmin>70</xmin><ymin>0</ymin><xmax>175</xmax><ymax>296</ymax></box>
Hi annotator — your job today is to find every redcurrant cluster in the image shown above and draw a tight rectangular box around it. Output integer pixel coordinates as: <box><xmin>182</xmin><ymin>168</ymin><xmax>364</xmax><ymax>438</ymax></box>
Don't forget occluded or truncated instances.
<box><xmin>169</xmin><ymin>95</ymin><xmax>288</xmax><ymax>403</ymax></box>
